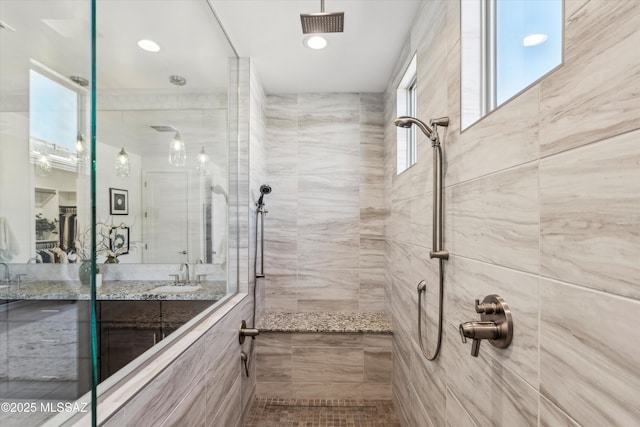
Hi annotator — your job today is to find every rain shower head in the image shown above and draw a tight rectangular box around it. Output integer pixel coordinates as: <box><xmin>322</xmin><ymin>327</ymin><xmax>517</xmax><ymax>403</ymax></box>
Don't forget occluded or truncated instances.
<box><xmin>300</xmin><ymin>0</ymin><xmax>344</xmax><ymax>34</ymax></box>
<box><xmin>257</xmin><ymin>184</ymin><xmax>272</xmax><ymax>206</ymax></box>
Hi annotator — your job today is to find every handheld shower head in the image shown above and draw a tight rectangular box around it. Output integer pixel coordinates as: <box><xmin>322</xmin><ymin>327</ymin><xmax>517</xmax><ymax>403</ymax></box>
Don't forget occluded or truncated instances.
<box><xmin>394</xmin><ymin>116</ymin><xmax>435</xmax><ymax>140</ymax></box>
<box><xmin>257</xmin><ymin>184</ymin><xmax>272</xmax><ymax>206</ymax></box>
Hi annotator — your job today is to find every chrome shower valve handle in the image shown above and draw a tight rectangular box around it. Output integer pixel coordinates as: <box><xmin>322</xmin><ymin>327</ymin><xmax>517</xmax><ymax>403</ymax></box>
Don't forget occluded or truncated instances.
<box><xmin>459</xmin><ymin>294</ymin><xmax>513</xmax><ymax>357</ymax></box>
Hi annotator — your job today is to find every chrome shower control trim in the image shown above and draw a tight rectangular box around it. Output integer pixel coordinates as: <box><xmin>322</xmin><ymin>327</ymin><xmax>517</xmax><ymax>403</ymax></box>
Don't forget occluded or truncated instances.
<box><xmin>239</xmin><ymin>320</ymin><xmax>260</xmax><ymax>345</ymax></box>
<box><xmin>459</xmin><ymin>294</ymin><xmax>513</xmax><ymax>357</ymax></box>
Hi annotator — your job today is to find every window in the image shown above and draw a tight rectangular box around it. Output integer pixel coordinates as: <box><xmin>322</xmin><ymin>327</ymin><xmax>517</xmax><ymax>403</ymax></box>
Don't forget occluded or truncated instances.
<box><xmin>397</xmin><ymin>54</ymin><xmax>417</xmax><ymax>174</ymax></box>
<box><xmin>30</xmin><ymin>68</ymin><xmax>80</xmax><ymax>151</ymax></box>
<box><xmin>461</xmin><ymin>0</ymin><xmax>563</xmax><ymax>129</ymax></box>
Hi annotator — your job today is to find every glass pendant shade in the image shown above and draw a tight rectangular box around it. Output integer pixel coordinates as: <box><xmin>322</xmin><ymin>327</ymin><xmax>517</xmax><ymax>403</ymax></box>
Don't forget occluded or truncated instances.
<box><xmin>169</xmin><ymin>131</ymin><xmax>186</xmax><ymax>166</ymax></box>
<box><xmin>76</xmin><ymin>133</ymin><xmax>86</xmax><ymax>155</ymax></box>
<box><xmin>115</xmin><ymin>147</ymin><xmax>130</xmax><ymax>177</ymax></box>
<box><xmin>36</xmin><ymin>153</ymin><xmax>52</xmax><ymax>176</ymax></box>
<box><xmin>197</xmin><ymin>146</ymin><xmax>209</xmax><ymax>175</ymax></box>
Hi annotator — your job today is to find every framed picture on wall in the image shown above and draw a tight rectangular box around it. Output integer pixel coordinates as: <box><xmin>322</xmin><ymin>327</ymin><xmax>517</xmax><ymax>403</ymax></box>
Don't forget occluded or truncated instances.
<box><xmin>109</xmin><ymin>188</ymin><xmax>128</xmax><ymax>215</ymax></box>
<box><xmin>110</xmin><ymin>226</ymin><xmax>130</xmax><ymax>255</ymax></box>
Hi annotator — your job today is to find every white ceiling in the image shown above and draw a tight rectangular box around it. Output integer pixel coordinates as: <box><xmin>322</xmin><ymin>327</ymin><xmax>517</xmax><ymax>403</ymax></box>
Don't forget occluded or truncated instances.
<box><xmin>0</xmin><ymin>0</ymin><xmax>421</xmax><ymax>94</ymax></box>
<box><xmin>212</xmin><ymin>0</ymin><xmax>423</xmax><ymax>93</ymax></box>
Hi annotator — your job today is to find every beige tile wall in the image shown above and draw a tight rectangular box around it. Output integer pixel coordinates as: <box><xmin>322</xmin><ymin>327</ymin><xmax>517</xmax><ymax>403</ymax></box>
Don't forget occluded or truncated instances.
<box><xmin>256</xmin><ymin>332</ymin><xmax>392</xmax><ymax>400</ymax></box>
<box><xmin>384</xmin><ymin>1</ymin><xmax>640</xmax><ymax>426</ymax></box>
<box><xmin>264</xmin><ymin>93</ymin><xmax>385</xmax><ymax>313</ymax></box>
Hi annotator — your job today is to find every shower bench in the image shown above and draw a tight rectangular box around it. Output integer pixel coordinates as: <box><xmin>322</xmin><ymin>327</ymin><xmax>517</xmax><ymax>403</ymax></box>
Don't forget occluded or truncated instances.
<box><xmin>255</xmin><ymin>312</ymin><xmax>393</xmax><ymax>400</ymax></box>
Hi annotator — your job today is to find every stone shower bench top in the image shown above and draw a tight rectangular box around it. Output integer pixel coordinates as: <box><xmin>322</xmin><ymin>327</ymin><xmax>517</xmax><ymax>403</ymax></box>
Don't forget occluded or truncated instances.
<box><xmin>257</xmin><ymin>312</ymin><xmax>393</xmax><ymax>334</ymax></box>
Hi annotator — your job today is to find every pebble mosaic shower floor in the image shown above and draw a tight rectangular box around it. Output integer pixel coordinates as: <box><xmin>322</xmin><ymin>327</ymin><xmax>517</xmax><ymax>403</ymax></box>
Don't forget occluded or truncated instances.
<box><xmin>244</xmin><ymin>398</ymin><xmax>401</xmax><ymax>427</ymax></box>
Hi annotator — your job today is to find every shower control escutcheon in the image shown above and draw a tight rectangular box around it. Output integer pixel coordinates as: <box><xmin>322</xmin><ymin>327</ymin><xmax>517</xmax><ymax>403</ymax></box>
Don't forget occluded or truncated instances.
<box><xmin>459</xmin><ymin>294</ymin><xmax>513</xmax><ymax>357</ymax></box>
<box><xmin>239</xmin><ymin>320</ymin><xmax>260</xmax><ymax>344</ymax></box>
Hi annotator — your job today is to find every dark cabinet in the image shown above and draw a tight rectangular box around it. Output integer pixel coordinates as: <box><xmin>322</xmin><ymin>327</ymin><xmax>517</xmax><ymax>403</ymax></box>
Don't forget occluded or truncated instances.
<box><xmin>98</xmin><ymin>300</ymin><xmax>211</xmax><ymax>381</ymax></box>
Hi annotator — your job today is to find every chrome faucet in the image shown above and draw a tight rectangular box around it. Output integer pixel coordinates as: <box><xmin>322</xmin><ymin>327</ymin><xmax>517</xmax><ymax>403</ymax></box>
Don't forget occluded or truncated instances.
<box><xmin>0</xmin><ymin>262</ymin><xmax>9</xmax><ymax>283</ymax></box>
<box><xmin>194</xmin><ymin>258</ymin><xmax>206</xmax><ymax>284</ymax></box>
<box><xmin>180</xmin><ymin>262</ymin><xmax>190</xmax><ymax>284</ymax></box>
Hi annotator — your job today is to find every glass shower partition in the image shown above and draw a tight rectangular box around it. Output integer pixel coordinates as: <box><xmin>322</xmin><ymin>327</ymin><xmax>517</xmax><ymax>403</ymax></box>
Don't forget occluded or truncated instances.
<box><xmin>0</xmin><ymin>0</ymin><xmax>239</xmax><ymax>425</ymax></box>
<box><xmin>0</xmin><ymin>0</ymin><xmax>95</xmax><ymax>425</ymax></box>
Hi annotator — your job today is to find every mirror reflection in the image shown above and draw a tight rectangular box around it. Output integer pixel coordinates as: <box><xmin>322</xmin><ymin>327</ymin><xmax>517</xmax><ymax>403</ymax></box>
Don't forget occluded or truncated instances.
<box><xmin>0</xmin><ymin>1</ymin><xmax>238</xmax><ymax>423</ymax></box>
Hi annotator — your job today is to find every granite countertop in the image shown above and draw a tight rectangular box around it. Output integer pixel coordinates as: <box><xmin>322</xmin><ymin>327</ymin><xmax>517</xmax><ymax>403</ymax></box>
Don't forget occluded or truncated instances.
<box><xmin>0</xmin><ymin>280</ymin><xmax>226</xmax><ymax>301</ymax></box>
<box><xmin>257</xmin><ymin>312</ymin><xmax>393</xmax><ymax>334</ymax></box>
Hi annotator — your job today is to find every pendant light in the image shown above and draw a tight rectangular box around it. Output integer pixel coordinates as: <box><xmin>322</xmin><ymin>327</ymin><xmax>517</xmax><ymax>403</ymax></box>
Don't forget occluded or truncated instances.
<box><xmin>168</xmin><ymin>75</ymin><xmax>187</xmax><ymax>166</ymax></box>
<box><xmin>115</xmin><ymin>147</ymin><xmax>130</xmax><ymax>177</ymax></box>
<box><xmin>169</xmin><ymin>131</ymin><xmax>186</xmax><ymax>166</ymax></box>
<box><xmin>196</xmin><ymin>146</ymin><xmax>209</xmax><ymax>175</ymax></box>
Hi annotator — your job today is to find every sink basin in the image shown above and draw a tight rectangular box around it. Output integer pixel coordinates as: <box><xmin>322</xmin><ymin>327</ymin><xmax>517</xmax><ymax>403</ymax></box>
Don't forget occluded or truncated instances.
<box><xmin>149</xmin><ymin>285</ymin><xmax>202</xmax><ymax>293</ymax></box>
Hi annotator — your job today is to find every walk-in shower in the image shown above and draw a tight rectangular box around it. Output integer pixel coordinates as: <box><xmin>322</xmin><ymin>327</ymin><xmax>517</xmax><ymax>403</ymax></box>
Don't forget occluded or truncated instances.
<box><xmin>394</xmin><ymin>115</ymin><xmax>449</xmax><ymax>361</ymax></box>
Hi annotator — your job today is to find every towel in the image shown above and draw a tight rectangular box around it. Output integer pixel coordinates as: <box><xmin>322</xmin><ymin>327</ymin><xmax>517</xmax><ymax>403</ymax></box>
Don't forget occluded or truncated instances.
<box><xmin>0</xmin><ymin>216</ymin><xmax>20</xmax><ymax>262</ymax></box>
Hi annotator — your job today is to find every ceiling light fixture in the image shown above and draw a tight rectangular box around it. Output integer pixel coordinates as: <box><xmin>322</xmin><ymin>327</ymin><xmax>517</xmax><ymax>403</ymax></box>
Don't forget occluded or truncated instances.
<box><xmin>138</xmin><ymin>39</ymin><xmax>160</xmax><ymax>52</ymax></box>
<box><xmin>523</xmin><ymin>33</ymin><xmax>548</xmax><ymax>47</ymax></box>
<box><xmin>168</xmin><ymin>75</ymin><xmax>187</xmax><ymax>166</ymax></box>
<box><xmin>304</xmin><ymin>35</ymin><xmax>328</xmax><ymax>50</ymax></box>
<box><xmin>197</xmin><ymin>146</ymin><xmax>209</xmax><ymax>176</ymax></box>
<box><xmin>169</xmin><ymin>131</ymin><xmax>186</xmax><ymax>167</ymax></box>
<box><xmin>115</xmin><ymin>147</ymin><xmax>130</xmax><ymax>177</ymax></box>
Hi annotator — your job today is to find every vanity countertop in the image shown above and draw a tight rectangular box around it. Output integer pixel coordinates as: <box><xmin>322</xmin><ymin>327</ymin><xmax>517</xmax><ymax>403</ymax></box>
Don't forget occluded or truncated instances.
<box><xmin>0</xmin><ymin>280</ymin><xmax>227</xmax><ymax>301</ymax></box>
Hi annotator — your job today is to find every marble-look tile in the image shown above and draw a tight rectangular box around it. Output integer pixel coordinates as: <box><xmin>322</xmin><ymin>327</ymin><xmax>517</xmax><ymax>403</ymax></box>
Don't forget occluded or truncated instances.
<box><xmin>297</xmin><ymin>234</ymin><xmax>359</xmax><ymax>269</ymax></box>
<box><xmin>540</xmin><ymin>1</ymin><xmax>640</xmax><ymax>156</ymax></box>
<box><xmin>446</xmin><ymin>162</ymin><xmax>539</xmax><ymax>273</ymax></box>
<box><xmin>125</xmin><ymin>339</ymin><xmax>207</xmax><ymax>426</ymax></box>
<box><xmin>565</xmin><ymin>0</ymin><xmax>590</xmax><ymax>18</ymax></box>
<box><xmin>540</xmin><ymin>278</ymin><xmax>640</xmax><ymax>426</ymax></box>
<box><xmin>292</xmin><ymin>333</ymin><xmax>363</xmax><ymax>348</ymax></box>
<box><xmin>297</xmin><ymin>174</ymin><xmax>360</xmax><ymax>236</ymax></box>
<box><xmin>364</xmin><ymin>334</ymin><xmax>391</xmax><ymax>349</ymax></box>
<box><xmin>364</xmin><ymin>347</ymin><xmax>392</xmax><ymax>383</ymax></box>
<box><xmin>539</xmin><ymin>395</ymin><xmax>581</xmax><ymax>427</ymax></box>
<box><xmin>264</xmin><ymin>270</ymin><xmax>298</xmax><ymax>313</ymax></box>
<box><xmin>160</xmin><ymin>376</ymin><xmax>206</xmax><ymax>427</ymax></box>
<box><xmin>204</xmin><ymin>340</ymin><xmax>241</xmax><ymax>424</ymax></box>
<box><xmin>292</xmin><ymin>347</ymin><xmax>363</xmax><ymax>383</ymax></box>
<box><xmin>261</xmin><ymin>174</ymin><xmax>297</xmax><ymax>239</ymax></box>
<box><xmin>360</xmin><ymin>237</ymin><xmax>384</xmax><ymax>269</ymax></box>
<box><xmin>448</xmin><ymin>86</ymin><xmax>540</xmax><ymax>186</ymax></box>
<box><xmin>445</xmin><ymin>322</ymin><xmax>538</xmax><ymax>427</ymax></box>
<box><xmin>207</xmin><ymin>376</ymin><xmax>241</xmax><ymax>427</ymax></box>
<box><xmin>446</xmin><ymin>0</ymin><xmax>461</xmax><ymax>53</ymax></box>
<box><xmin>409</xmin><ymin>339</ymin><xmax>446</xmax><ymax>427</ymax></box>
<box><xmin>387</xmin><ymin>197</ymin><xmax>412</xmax><ymax>243</ymax></box>
<box><xmin>255</xmin><ymin>381</ymin><xmax>292</xmax><ymax>398</ymax></box>
<box><xmin>410</xmin><ymin>190</ymin><xmax>434</xmax><ymax>250</ymax></box>
<box><xmin>446</xmin><ymin>387</ymin><xmax>478</xmax><ymax>427</ymax></box>
<box><xmin>101</xmin><ymin>409</ymin><xmax>126</xmax><ymax>427</ymax></box>
<box><xmin>256</xmin><ymin>333</ymin><xmax>292</xmax><ymax>383</ymax></box>
<box><xmin>540</xmin><ymin>131</ymin><xmax>640</xmax><ymax>299</ymax></box>
<box><xmin>296</xmin><ymin>267</ymin><xmax>359</xmax><ymax>312</ymax></box>
<box><xmin>360</xmin><ymin>267</ymin><xmax>385</xmax><ymax>313</ymax></box>
<box><xmin>445</xmin><ymin>256</ymin><xmax>540</xmax><ymax>387</ymax></box>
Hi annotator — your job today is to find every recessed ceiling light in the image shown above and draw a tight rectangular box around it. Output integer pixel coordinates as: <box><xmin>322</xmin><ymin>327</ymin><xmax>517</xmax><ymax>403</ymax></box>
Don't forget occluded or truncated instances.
<box><xmin>523</xmin><ymin>33</ymin><xmax>548</xmax><ymax>47</ymax></box>
<box><xmin>138</xmin><ymin>39</ymin><xmax>160</xmax><ymax>52</ymax></box>
<box><xmin>304</xmin><ymin>35</ymin><xmax>327</xmax><ymax>50</ymax></box>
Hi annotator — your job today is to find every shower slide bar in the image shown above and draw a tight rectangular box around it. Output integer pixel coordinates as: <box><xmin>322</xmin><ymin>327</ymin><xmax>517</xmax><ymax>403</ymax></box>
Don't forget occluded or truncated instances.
<box><xmin>394</xmin><ymin>116</ymin><xmax>449</xmax><ymax>361</ymax></box>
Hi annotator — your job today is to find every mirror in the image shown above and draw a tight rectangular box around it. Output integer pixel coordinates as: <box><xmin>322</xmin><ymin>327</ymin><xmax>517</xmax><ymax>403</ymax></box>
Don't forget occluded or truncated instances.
<box><xmin>0</xmin><ymin>0</ymin><xmax>235</xmax><ymax>273</ymax></box>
